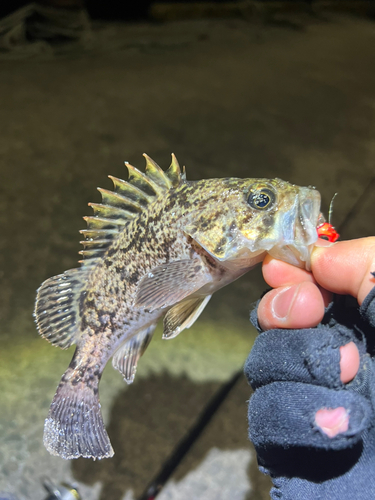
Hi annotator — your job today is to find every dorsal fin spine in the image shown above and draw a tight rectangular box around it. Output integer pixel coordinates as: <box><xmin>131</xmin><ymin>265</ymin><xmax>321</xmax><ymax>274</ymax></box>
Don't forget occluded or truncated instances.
<box><xmin>143</xmin><ymin>154</ymin><xmax>172</xmax><ymax>190</ymax></box>
<box><xmin>126</xmin><ymin>163</ymin><xmax>162</xmax><ymax>196</ymax></box>
<box><xmin>80</xmin><ymin>229</ymin><xmax>118</xmax><ymax>239</ymax></box>
<box><xmin>166</xmin><ymin>153</ymin><xmax>182</xmax><ymax>187</ymax></box>
<box><xmin>98</xmin><ymin>188</ymin><xmax>143</xmax><ymax>213</ymax></box>
<box><xmin>108</xmin><ymin>175</ymin><xmax>152</xmax><ymax>205</ymax></box>
<box><xmin>80</xmin><ymin>239</ymin><xmax>112</xmax><ymax>248</ymax></box>
<box><xmin>83</xmin><ymin>216</ymin><xmax>126</xmax><ymax>230</ymax></box>
<box><xmin>79</xmin><ymin>249</ymin><xmax>106</xmax><ymax>258</ymax></box>
<box><xmin>88</xmin><ymin>203</ymin><xmax>137</xmax><ymax>220</ymax></box>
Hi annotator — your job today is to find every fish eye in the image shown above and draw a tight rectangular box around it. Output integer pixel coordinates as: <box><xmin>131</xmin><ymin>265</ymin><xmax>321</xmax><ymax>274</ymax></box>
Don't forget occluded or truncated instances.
<box><xmin>247</xmin><ymin>188</ymin><xmax>276</xmax><ymax>210</ymax></box>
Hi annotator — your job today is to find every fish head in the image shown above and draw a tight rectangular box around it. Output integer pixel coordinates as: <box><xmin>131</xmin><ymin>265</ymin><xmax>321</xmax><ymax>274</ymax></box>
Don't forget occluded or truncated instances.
<box><xmin>184</xmin><ymin>178</ymin><xmax>321</xmax><ymax>271</ymax></box>
<box><xmin>237</xmin><ymin>178</ymin><xmax>321</xmax><ymax>270</ymax></box>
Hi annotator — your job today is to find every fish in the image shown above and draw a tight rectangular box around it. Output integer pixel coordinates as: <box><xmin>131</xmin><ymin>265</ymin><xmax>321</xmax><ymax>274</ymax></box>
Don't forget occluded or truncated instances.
<box><xmin>34</xmin><ymin>154</ymin><xmax>322</xmax><ymax>460</ymax></box>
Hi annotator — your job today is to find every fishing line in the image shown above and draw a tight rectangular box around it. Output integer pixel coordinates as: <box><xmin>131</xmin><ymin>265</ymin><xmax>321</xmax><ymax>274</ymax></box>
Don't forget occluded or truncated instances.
<box><xmin>328</xmin><ymin>192</ymin><xmax>338</xmax><ymax>225</ymax></box>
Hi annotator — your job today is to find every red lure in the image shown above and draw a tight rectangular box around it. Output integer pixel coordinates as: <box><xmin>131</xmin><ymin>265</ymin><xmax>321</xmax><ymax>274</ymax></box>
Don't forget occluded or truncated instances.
<box><xmin>317</xmin><ymin>222</ymin><xmax>340</xmax><ymax>243</ymax></box>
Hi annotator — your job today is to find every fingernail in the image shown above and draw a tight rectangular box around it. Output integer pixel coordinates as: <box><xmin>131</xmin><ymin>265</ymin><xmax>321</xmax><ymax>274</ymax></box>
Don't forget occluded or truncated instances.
<box><xmin>271</xmin><ymin>285</ymin><xmax>300</xmax><ymax>320</ymax></box>
<box><xmin>340</xmin><ymin>342</ymin><xmax>360</xmax><ymax>383</ymax></box>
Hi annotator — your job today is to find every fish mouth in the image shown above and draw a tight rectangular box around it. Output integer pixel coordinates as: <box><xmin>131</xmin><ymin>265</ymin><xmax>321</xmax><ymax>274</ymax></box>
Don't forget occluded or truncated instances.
<box><xmin>268</xmin><ymin>187</ymin><xmax>321</xmax><ymax>271</ymax></box>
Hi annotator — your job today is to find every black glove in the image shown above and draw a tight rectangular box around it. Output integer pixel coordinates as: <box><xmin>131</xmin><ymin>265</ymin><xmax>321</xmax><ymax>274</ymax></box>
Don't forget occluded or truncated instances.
<box><xmin>245</xmin><ymin>287</ymin><xmax>375</xmax><ymax>499</ymax></box>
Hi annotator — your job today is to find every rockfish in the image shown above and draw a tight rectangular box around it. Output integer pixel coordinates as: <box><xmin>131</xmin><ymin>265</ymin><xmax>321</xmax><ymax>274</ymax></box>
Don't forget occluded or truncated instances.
<box><xmin>34</xmin><ymin>154</ymin><xmax>322</xmax><ymax>460</ymax></box>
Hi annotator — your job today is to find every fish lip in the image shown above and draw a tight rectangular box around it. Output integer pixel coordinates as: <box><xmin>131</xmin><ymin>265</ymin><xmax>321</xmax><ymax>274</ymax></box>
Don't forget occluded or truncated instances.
<box><xmin>268</xmin><ymin>187</ymin><xmax>321</xmax><ymax>270</ymax></box>
<box><xmin>296</xmin><ymin>189</ymin><xmax>321</xmax><ymax>270</ymax></box>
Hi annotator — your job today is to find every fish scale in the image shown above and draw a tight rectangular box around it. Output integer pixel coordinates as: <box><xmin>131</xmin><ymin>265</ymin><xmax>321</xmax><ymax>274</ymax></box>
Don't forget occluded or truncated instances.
<box><xmin>34</xmin><ymin>154</ymin><xmax>322</xmax><ymax>460</ymax></box>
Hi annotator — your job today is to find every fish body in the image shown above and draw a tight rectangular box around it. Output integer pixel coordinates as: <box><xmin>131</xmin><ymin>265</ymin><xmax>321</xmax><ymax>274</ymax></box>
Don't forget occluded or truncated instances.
<box><xmin>34</xmin><ymin>154</ymin><xmax>321</xmax><ymax>460</ymax></box>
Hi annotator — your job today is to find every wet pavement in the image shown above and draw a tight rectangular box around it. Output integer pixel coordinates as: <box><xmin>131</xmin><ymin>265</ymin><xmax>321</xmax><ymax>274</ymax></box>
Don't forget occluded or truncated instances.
<box><xmin>1</xmin><ymin>11</ymin><xmax>375</xmax><ymax>500</ymax></box>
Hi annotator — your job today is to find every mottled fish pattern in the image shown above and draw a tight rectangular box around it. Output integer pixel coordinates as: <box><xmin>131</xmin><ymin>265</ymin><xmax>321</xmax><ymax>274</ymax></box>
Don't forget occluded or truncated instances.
<box><xmin>34</xmin><ymin>154</ymin><xmax>322</xmax><ymax>460</ymax></box>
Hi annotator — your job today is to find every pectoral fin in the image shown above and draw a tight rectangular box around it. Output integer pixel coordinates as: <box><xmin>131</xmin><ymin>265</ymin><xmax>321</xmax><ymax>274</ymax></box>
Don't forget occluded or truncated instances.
<box><xmin>163</xmin><ymin>295</ymin><xmax>212</xmax><ymax>339</ymax></box>
<box><xmin>112</xmin><ymin>324</ymin><xmax>156</xmax><ymax>384</ymax></box>
<box><xmin>135</xmin><ymin>259</ymin><xmax>212</xmax><ymax>311</ymax></box>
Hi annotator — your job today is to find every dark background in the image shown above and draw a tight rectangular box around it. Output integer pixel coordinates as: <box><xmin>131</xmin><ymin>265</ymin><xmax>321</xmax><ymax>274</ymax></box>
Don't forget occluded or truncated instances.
<box><xmin>0</xmin><ymin>3</ymin><xmax>374</xmax><ymax>500</ymax></box>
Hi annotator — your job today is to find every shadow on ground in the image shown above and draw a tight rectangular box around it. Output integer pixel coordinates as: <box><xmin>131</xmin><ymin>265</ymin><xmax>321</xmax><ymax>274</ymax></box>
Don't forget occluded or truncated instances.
<box><xmin>72</xmin><ymin>372</ymin><xmax>272</xmax><ymax>500</ymax></box>
<box><xmin>72</xmin><ymin>374</ymin><xmax>222</xmax><ymax>499</ymax></box>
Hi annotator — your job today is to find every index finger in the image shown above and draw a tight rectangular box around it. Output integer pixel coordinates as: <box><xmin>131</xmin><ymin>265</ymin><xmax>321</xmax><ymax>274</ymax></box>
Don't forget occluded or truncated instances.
<box><xmin>311</xmin><ymin>237</ymin><xmax>375</xmax><ymax>305</ymax></box>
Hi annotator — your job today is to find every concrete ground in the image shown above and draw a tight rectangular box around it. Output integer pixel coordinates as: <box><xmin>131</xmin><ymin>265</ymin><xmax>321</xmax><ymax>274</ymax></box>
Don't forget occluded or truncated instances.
<box><xmin>0</xmin><ymin>11</ymin><xmax>375</xmax><ymax>500</ymax></box>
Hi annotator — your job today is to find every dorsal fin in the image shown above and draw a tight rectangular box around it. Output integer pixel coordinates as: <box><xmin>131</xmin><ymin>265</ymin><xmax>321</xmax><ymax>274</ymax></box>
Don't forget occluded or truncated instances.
<box><xmin>34</xmin><ymin>268</ymin><xmax>88</xmax><ymax>349</ymax></box>
<box><xmin>79</xmin><ymin>154</ymin><xmax>185</xmax><ymax>267</ymax></box>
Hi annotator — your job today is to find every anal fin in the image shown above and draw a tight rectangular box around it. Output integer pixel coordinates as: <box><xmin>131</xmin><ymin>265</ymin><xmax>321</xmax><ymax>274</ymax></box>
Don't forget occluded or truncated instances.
<box><xmin>163</xmin><ymin>295</ymin><xmax>212</xmax><ymax>340</ymax></box>
<box><xmin>112</xmin><ymin>324</ymin><xmax>157</xmax><ymax>384</ymax></box>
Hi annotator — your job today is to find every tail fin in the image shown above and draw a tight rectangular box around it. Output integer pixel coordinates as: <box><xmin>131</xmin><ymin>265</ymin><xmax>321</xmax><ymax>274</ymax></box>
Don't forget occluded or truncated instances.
<box><xmin>44</xmin><ymin>373</ymin><xmax>114</xmax><ymax>460</ymax></box>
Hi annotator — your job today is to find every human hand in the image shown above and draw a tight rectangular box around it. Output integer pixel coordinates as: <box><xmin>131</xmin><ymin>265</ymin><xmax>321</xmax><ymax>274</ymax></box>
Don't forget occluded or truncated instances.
<box><xmin>245</xmin><ymin>237</ymin><xmax>375</xmax><ymax>499</ymax></box>
<box><xmin>256</xmin><ymin>237</ymin><xmax>375</xmax><ymax>436</ymax></box>
<box><xmin>258</xmin><ymin>237</ymin><xmax>375</xmax><ymax>330</ymax></box>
